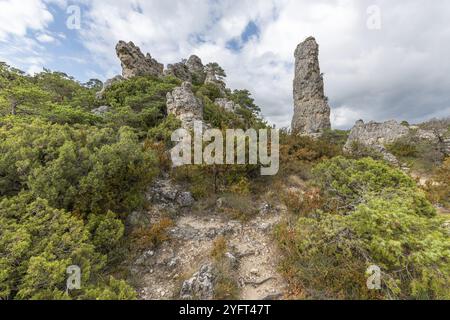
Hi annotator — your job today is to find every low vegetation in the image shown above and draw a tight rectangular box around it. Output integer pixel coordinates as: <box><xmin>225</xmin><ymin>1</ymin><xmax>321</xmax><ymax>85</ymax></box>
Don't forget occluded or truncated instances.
<box><xmin>275</xmin><ymin>157</ymin><xmax>450</xmax><ymax>300</ymax></box>
<box><xmin>0</xmin><ymin>61</ymin><xmax>448</xmax><ymax>300</ymax></box>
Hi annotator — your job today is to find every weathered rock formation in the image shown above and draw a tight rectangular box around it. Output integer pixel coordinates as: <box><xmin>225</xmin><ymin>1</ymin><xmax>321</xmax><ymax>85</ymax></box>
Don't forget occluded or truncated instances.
<box><xmin>165</xmin><ymin>62</ymin><xmax>192</xmax><ymax>82</ymax></box>
<box><xmin>205</xmin><ymin>65</ymin><xmax>226</xmax><ymax>93</ymax></box>
<box><xmin>116</xmin><ymin>41</ymin><xmax>164</xmax><ymax>79</ymax></box>
<box><xmin>180</xmin><ymin>264</ymin><xmax>215</xmax><ymax>300</ymax></box>
<box><xmin>344</xmin><ymin>120</ymin><xmax>410</xmax><ymax>164</ymax></box>
<box><xmin>215</xmin><ymin>98</ymin><xmax>239</xmax><ymax>112</ymax></box>
<box><xmin>166</xmin><ymin>82</ymin><xmax>204</xmax><ymax>129</ymax></box>
<box><xmin>147</xmin><ymin>178</ymin><xmax>195</xmax><ymax>209</ymax></box>
<box><xmin>345</xmin><ymin>119</ymin><xmax>450</xmax><ymax>165</ymax></box>
<box><xmin>292</xmin><ymin>37</ymin><xmax>331</xmax><ymax>136</ymax></box>
<box><xmin>186</xmin><ymin>55</ymin><xmax>206</xmax><ymax>84</ymax></box>
<box><xmin>345</xmin><ymin>120</ymin><xmax>410</xmax><ymax>150</ymax></box>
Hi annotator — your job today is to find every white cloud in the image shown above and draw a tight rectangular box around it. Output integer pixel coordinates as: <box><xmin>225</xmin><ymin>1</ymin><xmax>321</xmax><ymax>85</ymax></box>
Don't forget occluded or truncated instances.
<box><xmin>1</xmin><ymin>0</ymin><xmax>449</xmax><ymax>128</ymax></box>
<box><xmin>0</xmin><ymin>0</ymin><xmax>58</xmax><ymax>76</ymax></box>
<box><xmin>36</xmin><ymin>33</ymin><xmax>56</xmax><ymax>43</ymax></box>
<box><xmin>0</xmin><ymin>0</ymin><xmax>53</xmax><ymax>40</ymax></box>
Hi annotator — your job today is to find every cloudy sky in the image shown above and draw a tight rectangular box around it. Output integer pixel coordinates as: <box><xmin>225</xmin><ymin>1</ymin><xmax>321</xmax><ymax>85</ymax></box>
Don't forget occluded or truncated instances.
<box><xmin>0</xmin><ymin>0</ymin><xmax>449</xmax><ymax>129</ymax></box>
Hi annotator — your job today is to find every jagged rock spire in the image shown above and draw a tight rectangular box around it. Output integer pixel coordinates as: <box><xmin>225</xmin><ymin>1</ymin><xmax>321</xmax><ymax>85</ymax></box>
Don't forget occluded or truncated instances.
<box><xmin>292</xmin><ymin>37</ymin><xmax>331</xmax><ymax>136</ymax></box>
<box><xmin>115</xmin><ymin>41</ymin><xmax>164</xmax><ymax>79</ymax></box>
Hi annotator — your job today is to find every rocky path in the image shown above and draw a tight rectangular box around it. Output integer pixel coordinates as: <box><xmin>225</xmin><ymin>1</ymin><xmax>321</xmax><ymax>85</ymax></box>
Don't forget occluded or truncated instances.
<box><xmin>131</xmin><ymin>198</ymin><xmax>288</xmax><ymax>300</ymax></box>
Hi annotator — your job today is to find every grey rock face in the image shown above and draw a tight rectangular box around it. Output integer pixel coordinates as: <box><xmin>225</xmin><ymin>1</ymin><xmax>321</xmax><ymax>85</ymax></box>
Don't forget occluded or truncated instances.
<box><xmin>214</xmin><ymin>98</ymin><xmax>238</xmax><ymax>112</ymax></box>
<box><xmin>91</xmin><ymin>105</ymin><xmax>110</xmax><ymax>116</ymax></box>
<box><xmin>165</xmin><ymin>62</ymin><xmax>192</xmax><ymax>82</ymax></box>
<box><xmin>292</xmin><ymin>37</ymin><xmax>331</xmax><ymax>136</ymax></box>
<box><xmin>164</xmin><ymin>55</ymin><xmax>207</xmax><ymax>84</ymax></box>
<box><xmin>186</xmin><ymin>55</ymin><xmax>206</xmax><ymax>84</ymax></box>
<box><xmin>344</xmin><ymin>120</ymin><xmax>410</xmax><ymax>164</ymax></box>
<box><xmin>116</xmin><ymin>41</ymin><xmax>164</xmax><ymax>79</ymax></box>
<box><xmin>95</xmin><ymin>75</ymin><xmax>123</xmax><ymax>99</ymax></box>
<box><xmin>345</xmin><ymin>120</ymin><xmax>410</xmax><ymax>150</ymax></box>
<box><xmin>205</xmin><ymin>65</ymin><xmax>226</xmax><ymax>93</ymax></box>
<box><xmin>147</xmin><ymin>178</ymin><xmax>195</xmax><ymax>209</ymax></box>
<box><xmin>345</xmin><ymin>120</ymin><xmax>449</xmax><ymax>164</ymax></box>
<box><xmin>180</xmin><ymin>264</ymin><xmax>215</xmax><ymax>300</ymax></box>
<box><xmin>176</xmin><ymin>192</ymin><xmax>195</xmax><ymax>208</ymax></box>
<box><xmin>166</xmin><ymin>82</ymin><xmax>204</xmax><ymax>129</ymax></box>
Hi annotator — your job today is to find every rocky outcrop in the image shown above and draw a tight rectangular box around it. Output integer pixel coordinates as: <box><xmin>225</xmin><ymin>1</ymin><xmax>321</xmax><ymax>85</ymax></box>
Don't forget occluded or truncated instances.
<box><xmin>292</xmin><ymin>37</ymin><xmax>331</xmax><ymax>136</ymax></box>
<box><xmin>215</xmin><ymin>98</ymin><xmax>239</xmax><ymax>112</ymax></box>
<box><xmin>165</xmin><ymin>55</ymin><xmax>208</xmax><ymax>85</ymax></box>
<box><xmin>186</xmin><ymin>55</ymin><xmax>206</xmax><ymax>84</ymax></box>
<box><xmin>165</xmin><ymin>62</ymin><xmax>192</xmax><ymax>82</ymax></box>
<box><xmin>147</xmin><ymin>178</ymin><xmax>195</xmax><ymax>209</ymax></box>
<box><xmin>166</xmin><ymin>82</ymin><xmax>204</xmax><ymax>129</ymax></box>
<box><xmin>345</xmin><ymin>120</ymin><xmax>410</xmax><ymax>150</ymax></box>
<box><xmin>95</xmin><ymin>75</ymin><xmax>123</xmax><ymax>99</ymax></box>
<box><xmin>344</xmin><ymin>120</ymin><xmax>410</xmax><ymax>164</ymax></box>
<box><xmin>345</xmin><ymin>119</ymin><xmax>450</xmax><ymax>164</ymax></box>
<box><xmin>180</xmin><ymin>264</ymin><xmax>215</xmax><ymax>300</ymax></box>
<box><xmin>116</xmin><ymin>41</ymin><xmax>164</xmax><ymax>79</ymax></box>
<box><xmin>205</xmin><ymin>65</ymin><xmax>226</xmax><ymax>93</ymax></box>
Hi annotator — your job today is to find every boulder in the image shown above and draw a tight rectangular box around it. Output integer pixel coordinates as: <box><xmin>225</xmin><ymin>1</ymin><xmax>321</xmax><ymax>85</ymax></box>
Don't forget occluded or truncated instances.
<box><xmin>147</xmin><ymin>178</ymin><xmax>195</xmax><ymax>209</ymax></box>
<box><xmin>345</xmin><ymin>120</ymin><xmax>410</xmax><ymax>150</ymax></box>
<box><xmin>180</xmin><ymin>264</ymin><xmax>215</xmax><ymax>300</ymax></box>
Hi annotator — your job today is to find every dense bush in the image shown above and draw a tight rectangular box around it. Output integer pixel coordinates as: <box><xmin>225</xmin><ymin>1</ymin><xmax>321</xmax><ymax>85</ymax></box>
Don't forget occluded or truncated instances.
<box><xmin>0</xmin><ymin>117</ymin><xmax>158</xmax><ymax>216</ymax></box>
<box><xmin>276</xmin><ymin>157</ymin><xmax>449</xmax><ymax>299</ymax></box>
<box><xmin>102</xmin><ymin>76</ymin><xmax>180</xmax><ymax>132</ymax></box>
<box><xmin>312</xmin><ymin>157</ymin><xmax>421</xmax><ymax>214</ymax></box>
<box><xmin>426</xmin><ymin>157</ymin><xmax>450</xmax><ymax>209</ymax></box>
<box><xmin>386</xmin><ymin>140</ymin><xmax>418</xmax><ymax>158</ymax></box>
<box><xmin>0</xmin><ymin>195</ymin><xmax>135</xmax><ymax>300</ymax></box>
<box><xmin>345</xmin><ymin>141</ymin><xmax>384</xmax><ymax>160</ymax></box>
<box><xmin>387</xmin><ymin>134</ymin><xmax>445</xmax><ymax>172</ymax></box>
<box><xmin>0</xmin><ymin>64</ymin><xmax>102</xmax><ymax>125</ymax></box>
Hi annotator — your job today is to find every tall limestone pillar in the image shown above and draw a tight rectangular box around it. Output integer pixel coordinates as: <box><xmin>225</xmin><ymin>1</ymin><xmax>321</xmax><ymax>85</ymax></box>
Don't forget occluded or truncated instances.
<box><xmin>292</xmin><ymin>37</ymin><xmax>331</xmax><ymax>136</ymax></box>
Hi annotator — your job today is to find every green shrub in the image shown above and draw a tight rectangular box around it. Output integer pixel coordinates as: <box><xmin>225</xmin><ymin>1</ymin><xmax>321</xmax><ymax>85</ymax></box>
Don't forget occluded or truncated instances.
<box><xmin>0</xmin><ymin>117</ymin><xmax>158</xmax><ymax>216</ymax></box>
<box><xmin>276</xmin><ymin>157</ymin><xmax>449</xmax><ymax>299</ymax></box>
<box><xmin>277</xmin><ymin>193</ymin><xmax>449</xmax><ymax>300</ymax></box>
<box><xmin>426</xmin><ymin>157</ymin><xmax>450</xmax><ymax>209</ymax></box>
<box><xmin>0</xmin><ymin>195</ymin><xmax>135</xmax><ymax>300</ymax></box>
<box><xmin>312</xmin><ymin>156</ymin><xmax>420</xmax><ymax>214</ymax></box>
<box><xmin>346</xmin><ymin>141</ymin><xmax>384</xmax><ymax>160</ymax></box>
<box><xmin>102</xmin><ymin>76</ymin><xmax>180</xmax><ymax>132</ymax></box>
<box><xmin>386</xmin><ymin>140</ymin><xmax>418</xmax><ymax>158</ymax></box>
